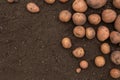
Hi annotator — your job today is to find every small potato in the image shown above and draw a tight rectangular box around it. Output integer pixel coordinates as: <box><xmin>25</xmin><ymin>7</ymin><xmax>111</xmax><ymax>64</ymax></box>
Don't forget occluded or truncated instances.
<box><xmin>86</xmin><ymin>0</ymin><xmax>107</xmax><ymax>9</ymax></box>
<box><xmin>111</xmin><ymin>51</ymin><xmax>120</xmax><ymax>65</ymax></box>
<box><xmin>73</xmin><ymin>26</ymin><xmax>85</xmax><ymax>38</ymax></box>
<box><xmin>26</xmin><ymin>2</ymin><xmax>40</xmax><ymax>13</ymax></box>
<box><xmin>86</xmin><ymin>27</ymin><xmax>96</xmax><ymax>39</ymax></box>
<box><xmin>113</xmin><ymin>0</ymin><xmax>120</xmax><ymax>9</ymax></box>
<box><xmin>59</xmin><ymin>0</ymin><xmax>68</xmax><ymax>3</ymax></box>
<box><xmin>79</xmin><ymin>60</ymin><xmax>88</xmax><ymax>69</ymax></box>
<box><xmin>76</xmin><ymin>67</ymin><xmax>81</xmax><ymax>73</ymax></box>
<box><xmin>44</xmin><ymin>0</ymin><xmax>55</xmax><ymax>4</ymax></box>
<box><xmin>97</xmin><ymin>26</ymin><xmax>110</xmax><ymax>42</ymax></box>
<box><xmin>100</xmin><ymin>43</ymin><xmax>110</xmax><ymax>54</ymax></box>
<box><xmin>102</xmin><ymin>9</ymin><xmax>117</xmax><ymax>23</ymax></box>
<box><xmin>110</xmin><ymin>68</ymin><xmax>120</xmax><ymax>79</ymax></box>
<box><xmin>88</xmin><ymin>14</ymin><xmax>101</xmax><ymax>25</ymax></box>
<box><xmin>72</xmin><ymin>13</ymin><xmax>86</xmax><ymax>25</ymax></box>
<box><xmin>72</xmin><ymin>47</ymin><xmax>85</xmax><ymax>58</ymax></box>
<box><xmin>59</xmin><ymin>10</ymin><xmax>72</xmax><ymax>22</ymax></box>
<box><xmin>61</xmin><ymin>37</ymin><xmax>72</xmax><ymax>49</ymax></box>
<box><xmin>72</xmin><ymin>0</ymin><xmax>88</xmax><ymax>13</ymax></box>
<box><xmin>95</xmin><ymin>56</ymin><xmax>105</xmax><ymax>67</ymax></box>
<box><xmin>7</xmin><ymin>0</ymin><xmax>18</xmax><ymax>3</ymax></box>
<box><xmin>115</xmin><ymin>15</ymin><xmax>120</xmax><ymax>32</ymax></box>
<box><xmin>110</xmin><ymin>31</ymin><xmax>120</xmax><ymax>44</ymax></box>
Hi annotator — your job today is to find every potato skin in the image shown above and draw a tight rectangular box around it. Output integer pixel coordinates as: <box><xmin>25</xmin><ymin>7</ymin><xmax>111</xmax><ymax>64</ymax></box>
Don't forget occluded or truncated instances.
<box><xmin>72</xmin><ymin>0</ymin><xmax>88</xmax><ymax>12</ymax></box>
<box><xmin>86</xmin><ymin>0</ymin><xmax>107</xmax><ymax>9</ymax></box>
<box><xmin>111</xmin><ymin>51</ymin><xmax>120</xmax><ymax>65</ymax></box>
<box><xmin>26</xmin><ymin>2</ymin><xmax>40</xmax><ymax>13</ymax></box>
<box><xmin>97</xmin><ymin>26</ymin><xmax>110</xmax><ymax>42</ymax></box>
<box><xmin>45</xmin><ymin>0</ymin><xmax>55</xmax><ymax>4</ymax></box>
<box><xmin>110</xmin><ymin>68</ymin><xmax>120</xmax><ymax>79</ymax></box>
<box><xmin>88</xmin><ymin>14</ymin><xmax>101</xmax><ymax>25</ymax></box>
<box><xmin>79</xmin><ymin>60</ymin><xmax>88</xmax><ymax>69</ymax></box>
<box><xmin>61</xmin><ymin>37</ymin><xmax>72</xmax><ymax>49</ymax></box>
<box><xmin>113</xmin><ymin>0</ymin><xmax>120</xmax><ymax>9</ymax></box>
<box><xmin>115</xmin><ymin>15</ymin><xmax>120</xmax><ymax>32</ymax></box>
<box><xmin>72</xmin><ymin>47</ymin><xmax>85</xmax><ymax>58</ymax></box>
<box><xmin>102</xmin><ymin>9</ymin><xmax>117</xmax><ymax>23</ymax></box>
<box><xmin>100</xmin><ymin>43</ymin><xmax>110</xmax><ymax>54</ymax></box>
<box><xmin>95</xmin><ymin>56</ymin><xmax>105</xmax><ymax>67</ymax></box>
<box><xmin>59</xmin><ymin>0</ymin><xmax>68</xmax><ymax>3</ymax></box>
<box><xmin>59</xmin><ymin>10</ymin><xmax>72</xmax><ymax>22</ymax></box>
<box><xmin>73</xmin><ymin>26</ymin><xmax>85</xmax><ymax>38</ymax></box>
<box><xmin>86</xmin><ymin>27</ymin><xmax>95</xmax><ymax>39</ymax></box>
<box><xmin>72</xmin><ymin>13</ymin><xmax>86</xmax><ymax>25</ymax></box>
<box><xmin>110</xmin><ymin>31</ymin><xmax>120</xmax><ymax>44</ymax></box>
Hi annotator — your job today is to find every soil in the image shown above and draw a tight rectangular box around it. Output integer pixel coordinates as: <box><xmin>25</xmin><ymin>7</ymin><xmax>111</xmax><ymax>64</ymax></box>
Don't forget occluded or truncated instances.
<box><xmin>0</xmin><ymin>0</ymin><xmax>120</xmax><ymax>80</ymax></box>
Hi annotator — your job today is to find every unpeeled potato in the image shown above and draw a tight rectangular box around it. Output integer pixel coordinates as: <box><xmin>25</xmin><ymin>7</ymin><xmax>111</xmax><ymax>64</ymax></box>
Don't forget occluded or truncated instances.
<box><xmin>115</xmin><ymin>15</ymin><xmax>120</xmax><ymax>32</ymax></box>
<box><xmin>97</xmin><ymin>26</ymin><xmax>110</xmax><ymax>42</ymax></box>
<box><xmin>26</xmin><ymin>2</ymin><xmax>40</xmax><ymax>13</ymax></box>
<box><xmin>72</xmin><ymin>0</ymin><xmax>88</xmax><ymax>12</ymax></box>
<box><xmin>110</xmin><ymin>31</ymin><xmax>120</xmax><ymax>44</ymax></box>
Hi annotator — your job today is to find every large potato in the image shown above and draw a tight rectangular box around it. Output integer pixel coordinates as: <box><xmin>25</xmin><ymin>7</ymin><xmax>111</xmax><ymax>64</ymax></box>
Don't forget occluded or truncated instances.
<box><xmin>102</xmin><ymin>9</ymin><xmax>117</xmax><ymax>23</ymax></box>
<box><xmin>86</xmin><ymin>0</ymin><xmax>107</xmax><ymax>9</ymax></box>
<box><xmin>72</xmin><ymin>0</ymin><xmax>88</xmax><ymax>12</ymax></box>
<box><xmin>113</xmin><ymin>0</ymin><xmax>120</xmax><ymax>9</ymax></box>
<box><xmin>115</xmin><ymin>15</ymin><xmax>120</xmax><ymax>32</ymax></box>
<box><xmin>97</xmin><ymin>26</ymin><xmax>110</xmax><ymax>42</ymax></box>
<box><xmin>111</xmin><ymin>51</ymin><xmax>120</xmax><ymax>65</ymax></box>
<box><xmin>72</xmin><ymin>13</ymin><xmax>86</xmax><ymax>25</ymax></box>
<box><xmin>110</xmin><ymin>31</ymin><xmax>120</xmax><ymax>44</ymax></box>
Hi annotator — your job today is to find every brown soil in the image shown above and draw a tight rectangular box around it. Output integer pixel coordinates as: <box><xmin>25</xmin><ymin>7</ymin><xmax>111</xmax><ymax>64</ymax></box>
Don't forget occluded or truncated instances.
<box><xmin>0</xmin><ymin>0</ymin><xmax>119</xmax><ymax>80</ymax></box>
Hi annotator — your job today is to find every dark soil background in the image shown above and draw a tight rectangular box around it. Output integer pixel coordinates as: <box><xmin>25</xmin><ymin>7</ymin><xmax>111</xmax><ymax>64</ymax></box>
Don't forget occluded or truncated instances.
<box><xmin>0</xmin><ymin>0</ymin><xmax>120</xmax><ymax>80</ymax></box>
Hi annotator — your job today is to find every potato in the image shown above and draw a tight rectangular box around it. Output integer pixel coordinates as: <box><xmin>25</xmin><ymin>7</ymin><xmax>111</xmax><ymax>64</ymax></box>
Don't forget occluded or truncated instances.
<box><xmin>115</xmin><ymin>15</ymin><xmax>120</xmax><ymax>32</ymax></box>
<box><xmin>72</xmin><ymin>47</ymin><xmax>85</xmax><ymax>58</ymax></box>
<box><xmin>86</xmin><ymin>0</ymin><xmax>107</xmax><ymax>9</ymax></box>
<box><xmin>110</xmin><ymin>31</ymin><xmax>120</xmax><ymax>44</ymax></box>
<box><xmin>97</xmin><ymin>26</ymin><xmax>110</xmax><ymax>42</ymax></box>
<box><xmin>72</xmin><ymin>0</ymin><xmax>88</xmax><ymax>12</ymax></box>
<box><xmin>59</xmin><ymin>0</ymin><xmax>68</xmax><ymax>3</ymax></box>
<box><xmin>61</xmin><ymin>37</ymin><xmax>72</xmax><ymax>49</ymax></box>
<box><xmin>113</xmin><ymin>0</ymin><xmax>120</xmax><ymax>9</ymax></box>
<box><xmin>95</xmin><ymin>56</ymin><xmax>105</xmax><ymax>67</ymax></box>
<box><xmin>7</xmin><ymin>0</ymin><xmax>18</xmax><ymax>3</ymax></box>
<box><xmin>86</xmin><ymin>27</ymin><xmax>96</xmax><ymax>39</ymax></box>
<box><xmin>100</xmin><ymin>43</ymin><xmax>110</xmax><ymax>54</ymax></box>
<box><xmin>88</xmin><ymin>14</ymin><xmax>101</xmax><ymax>25</ymax></box>
<box><xmin>111</xmin><ymin>51</ymin><xmax>120</xmax><ymax>65</ymax></box>
<box><xmin>26</xmin><ymin>2</ymin><xmax>40</xmax><ymax>13</ymax></box>
<box><xmin>110</xmin><ymin>68</ymin><xmax>120</xmax><ymax>79</ymax></box>
<box><xmin>79</xmin><ymin>60</ymin><xmax>88</xmax><ymax>69</ymax></box>
<box><xmin>59</xmin><ymin>10</ymin><xmax>72</xmax><ymax>22</ymax></box>
<box><xmin>76</xmin><ymin>67</ymin><xmax>81</xmax><ymax>73</ymax></box>
<box><xmin>102</xmin><ymin>9</ymin><xmax>117</xmax><ymax>23</ymax></box>
<box><xmin>73</xmin><ymin>26</ymin><xmax>85</xmax><ymax>38</ymax></box>
<box><xmin>72</xmin><ymin>13</ymin><xmax>86</xmax><ymax>25</ymax></box>
<box><xmin>44</xmin><ymin>0</ymin><xmax>55</xmax><ymax>4</ymax></box>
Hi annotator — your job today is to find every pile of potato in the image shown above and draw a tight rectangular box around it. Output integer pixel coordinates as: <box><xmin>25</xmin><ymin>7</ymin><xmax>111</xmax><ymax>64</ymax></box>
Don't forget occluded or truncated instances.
<box><xmin>7</xmin><ymin>0</ymin><xmax>120</xmax><ymax>79</ymax></box>
<box><xmin>60</xmin><ymin>0</ymin><xmax>120</xmax><ymax>79</ymax></box>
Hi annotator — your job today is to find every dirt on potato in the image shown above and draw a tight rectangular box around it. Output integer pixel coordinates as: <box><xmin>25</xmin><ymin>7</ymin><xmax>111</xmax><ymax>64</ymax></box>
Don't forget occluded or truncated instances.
<box><xmin>0</xmin><ymin>0</ymin><xmax>120</xmax><ymax>80</ymax></box>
